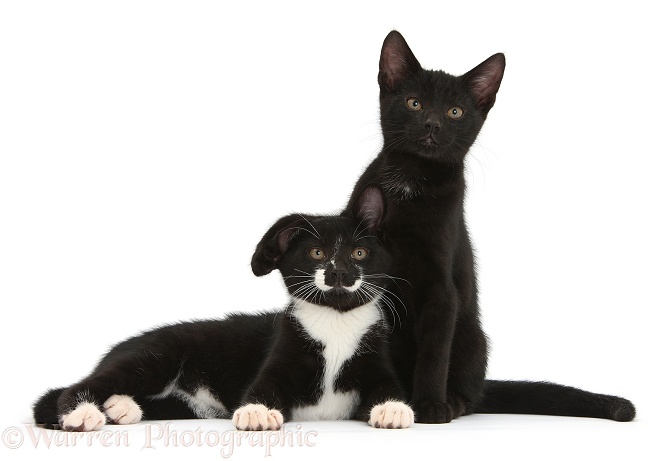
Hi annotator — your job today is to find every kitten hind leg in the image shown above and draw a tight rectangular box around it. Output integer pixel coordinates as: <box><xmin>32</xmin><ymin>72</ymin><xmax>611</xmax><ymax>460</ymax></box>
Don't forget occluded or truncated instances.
<box><xmin>33</xmin><ymin>387</ymin><xmax>66</xmax><ymax>428</ymax></box>
<box><xmin>60</xmin><ymin>401</ymin><xmax>107</xmax><ymax>432</ymax></box>
<box><xmin>59</xmin><ymin>394</ymin><xmax>142</xmax><ymax>431</ymax></box>
<box><xmin>102</xmin><ymin>394</ymin><xmax>143</xmax><ymax>425</ymax></box>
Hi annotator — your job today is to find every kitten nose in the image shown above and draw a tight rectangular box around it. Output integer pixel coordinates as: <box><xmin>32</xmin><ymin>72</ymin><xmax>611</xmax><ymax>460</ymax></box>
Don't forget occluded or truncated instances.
<box><xmin>425</xmin><ymin>116</ymin><xmax>441</xmax><ymax>133</ymax></box>
<box><xmin>331</xmin><ymin>267</ymin><xmax>348</xmax><ymax>285</ymax></box>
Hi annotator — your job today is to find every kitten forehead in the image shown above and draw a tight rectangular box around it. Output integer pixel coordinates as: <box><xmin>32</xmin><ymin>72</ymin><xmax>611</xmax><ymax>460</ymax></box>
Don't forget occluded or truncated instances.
<box><xmin>403</xmin><ymin>70</ymin><xmax>468</xmax><ymax>105</ymax></box>
<box><xmin>293</xmin><ymin>217</ymin><xmax>371</xmax><ymax>247</ymax></box>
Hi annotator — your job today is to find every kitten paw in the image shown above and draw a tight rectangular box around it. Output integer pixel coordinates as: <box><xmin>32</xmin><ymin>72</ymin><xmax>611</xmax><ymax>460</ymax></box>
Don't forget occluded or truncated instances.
<box><xmin>233</xmin><ymin>404</ymin><xmax>283</xmax><ymax>431</ymax></box>
<box><xmin>60</xmin><ymin>402</ymin><xmax>106</xmax><ymax>432</ymax></box>
<box><xmin>103</xmin><ymin>394</ymin><xmax>143</xmax><ymax>425</ymax></box>
<box><xmin>413</xmin><ymin>398</ymin><xmax>464</xmax><ymax>423</ymax></box>
<box><xmin>369</xmin><ymin>401</ymin><xmax>414</xmax><ymax>429</ymax></box>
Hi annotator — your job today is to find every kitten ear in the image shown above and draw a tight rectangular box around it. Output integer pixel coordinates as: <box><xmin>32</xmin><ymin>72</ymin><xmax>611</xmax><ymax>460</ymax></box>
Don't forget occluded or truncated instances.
<box><xmin>462</xmin><ymin>53</ymin><xmax>505</xmax><ymax>115</ymax></box>
<box><xmin>379</xmin><ymin>30</ymin><xmax>422</xmax><ymax>91</ymax></box>
<box><xmin>251</xmin><ymin>214</ymin><xmax>307</xmax><ymax>276</ymax></box>
<box><xmin>352</xmin><ymin>185</ymin><xmax>385</xmax><ymax>234</ymax></box>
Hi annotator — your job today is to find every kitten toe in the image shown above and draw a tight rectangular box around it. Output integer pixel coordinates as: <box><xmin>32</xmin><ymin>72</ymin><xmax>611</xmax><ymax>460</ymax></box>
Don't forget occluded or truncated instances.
<box><xmin>233</xmin><ymin>404</ymin><xmax>283</xmax><ymax>431</ymax></box>
<box><xmin>60</xmin><ymin>402</ymin><xmax>106</xmax><ymax>432</ymax></box>
<box><xmin>103</xmin><ymin>394</ymin><xmax>143</xmax><ymax>425</ymax></box>
<box><xmin>369</xmin><ymin>401</ymin><xmax>414</xmax><ymax>429</ymax></box>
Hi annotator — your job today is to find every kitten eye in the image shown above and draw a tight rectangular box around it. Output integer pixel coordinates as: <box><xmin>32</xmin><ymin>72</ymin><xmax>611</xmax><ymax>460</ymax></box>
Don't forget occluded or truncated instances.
<box><xmin>446</xmin><ymin>106</ymin><xmax>464</xmax><ymax>119</ymax></box>
<box><xmin>406</xmin><ymin>98</ymin><xmax>422</xmax><ymax>111</ymax></box>
<box><xmin>351</xmin><ymin>247</ymin><xmax>369</xmax><ymax>261</ymax></box>
<box><xmin>308</xmin><ymin>248</ymin><xmax>326</xmax><ymax>260</ymax></box>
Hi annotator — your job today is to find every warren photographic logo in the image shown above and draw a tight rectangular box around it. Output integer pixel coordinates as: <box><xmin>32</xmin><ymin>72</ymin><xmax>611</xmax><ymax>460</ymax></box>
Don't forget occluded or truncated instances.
<box><xmin>2</xmin><ymin>423</ymin><xmax>318</xmax><ymax>458</ymax></box>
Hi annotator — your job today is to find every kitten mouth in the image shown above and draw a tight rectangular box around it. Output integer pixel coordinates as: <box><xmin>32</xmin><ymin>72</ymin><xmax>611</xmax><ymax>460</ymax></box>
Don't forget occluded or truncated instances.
<box><xmin>326</xmin><ymin>279</ymin><xmax>363</xmax><ymax>294</ymax></box>
<box><xmin>317</xmin><ymin>281</ymin><xmax>353</xmax><ymax>293</ymax></box>
<box><xmin>418</xmin><ymin>135</ymin><xmax>439</xmax><ymax>147</ymax></box>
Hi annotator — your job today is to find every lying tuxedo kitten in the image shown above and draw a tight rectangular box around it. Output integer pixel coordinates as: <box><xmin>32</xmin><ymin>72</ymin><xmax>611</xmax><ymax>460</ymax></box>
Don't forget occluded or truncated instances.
<box><xmin>233</xmin><ymin>186</ymin><xmax>412</xmax><ymax>430</ymax></box>
<box><xmin>252</xmin><ymin>31</ymin><xmax>636</xmax><ymax>423</ymax></box>
<box><xmin>33</xmin><ymin>186</ymin><xmax>413</xmax><ymax>431</ymax></box>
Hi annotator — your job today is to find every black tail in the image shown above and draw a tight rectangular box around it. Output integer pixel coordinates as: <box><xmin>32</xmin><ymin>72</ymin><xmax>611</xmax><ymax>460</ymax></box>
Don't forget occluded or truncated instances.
<box><xmin>33</xmin><ymin>387</ymin><xmax>65</xmax><ymax>428</ymax></box>
<box><xmin>473</xmin><ymin>380</ymin><xmax>635</xmax><ymax>422</ymax></box>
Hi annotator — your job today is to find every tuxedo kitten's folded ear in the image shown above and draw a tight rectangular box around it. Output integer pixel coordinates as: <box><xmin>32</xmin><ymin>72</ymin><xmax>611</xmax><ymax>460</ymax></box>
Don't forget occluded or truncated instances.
<box><xmin>352</xmin><ymin>185</ymin><xmax>385</xmax><ymax>234</ymax></box>
<box><xmin>251</xmin><ymin>214</ymin><xmax>310</xmax><ymax>276</ymax></box>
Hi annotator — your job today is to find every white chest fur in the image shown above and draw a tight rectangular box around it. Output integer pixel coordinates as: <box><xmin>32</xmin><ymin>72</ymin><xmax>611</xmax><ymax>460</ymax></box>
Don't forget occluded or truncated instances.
<box><xmin>290</xmin><ymin>298</ymin><xmax>381</xmax><ymax>420</ymax></box>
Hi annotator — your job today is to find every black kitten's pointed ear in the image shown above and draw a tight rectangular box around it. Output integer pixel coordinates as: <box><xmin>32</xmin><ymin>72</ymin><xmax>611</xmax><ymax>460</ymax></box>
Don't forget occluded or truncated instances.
<box><xmin>462</xmin><ymin>53</ymin><xmax>505</xmax><ymax>115</ymax></box>
<box><xmin>251</xmin><ymin>214</ymin><xmax>307</xmax><ymax>276</ymax></box>
<box><xmin>352</xmin><ymin>185</ymin><xmax>385</xmax><ymax>234</ymax></box>
<box><xmin>379</xmin><ymin>30</ymin><xmax>422</xmax><ymax>91</ymax></box>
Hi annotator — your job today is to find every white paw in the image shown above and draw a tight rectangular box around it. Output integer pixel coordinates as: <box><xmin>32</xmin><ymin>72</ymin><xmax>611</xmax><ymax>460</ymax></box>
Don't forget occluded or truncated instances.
<box><xmin>369</xmin><ymin>401</ymin><xmax>414</xmax><ymax>429</ymax></box>
<box><xmin>60</xmin><ymin>402</ymin><xmax>106</xmax><ymax>432</ymax></box>
<box><xmin>233</xmin><ymin>403</ymin><xmax>283</xmax><ymax>431</ymax></box>
<box><xmin>103</xmin><ymin>394</ymin><xmax>143</xmax><ymax>425</ymax></box>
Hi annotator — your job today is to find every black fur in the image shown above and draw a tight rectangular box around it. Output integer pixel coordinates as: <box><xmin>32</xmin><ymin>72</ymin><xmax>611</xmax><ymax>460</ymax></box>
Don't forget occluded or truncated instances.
<box><xmin>346</xmin><ymin>31</ymin><xmax>635</xmax><ymax>423</ymax></box>
<box><xmin>254</xmin><ymin>31</ymin><xmax>635</xmax><ymax>423</ymax></box>
<box><xmin>33</xmin><ymin>187</ymin><xmax>408</xmax><ymax>429</ymax></box>
<box><xmin>34</xmin><ymin>31</ymin><xmax>636</xmax><ymax>428</ymax></box>
<box><xmin>236</xmin><ymin>186</ymin><xmax>408</xmax><ymax>427</ymax></box>
<box><xmin>34</xmin><ymin>314</ymin><xmax>276</xmax><ymax>428</ymax></box>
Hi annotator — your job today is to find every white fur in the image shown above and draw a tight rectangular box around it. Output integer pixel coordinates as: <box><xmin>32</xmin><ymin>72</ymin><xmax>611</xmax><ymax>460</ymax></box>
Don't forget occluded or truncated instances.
<box><xmin>150</xmin><ymin>378</ymin><xmax>228</xmax><ymax>419</ymax></box>
<box><xmin>185</xmin><ymin>387</ymin><xmax>229</xmax><ymax>418</ymax></box>
<box><xmin>313</xmin><ymin>268</ymin><xmax>363</xmax><ymax>292</ymax></box>
<box><xmin>346</xmin><ymin>277</ymin><xmax>363</xmax><ymax>292</ymax></box>
<box><xmin>291</xmin><ymin>298</ymin><xmax>381</xmax><ymax>420</ymax></box>
<box><xmin>381</xmin><ymin>166</ymin><xmax>423</xmax><ymax>200</ymax></box>
<box><xmin>314</xmin><ymin>268</ymin><xmax>332</xmax><ymax>291</ymax></box>
<box><xmin>233</xmin><ymin>403</ymin><xmax>283</xmax><ymax>431</ymax></box>
<box><xmin>60</xmin><ymin>402</ymin><xmax>106</xmax><ymax>431</ymax></box>
<box><xmin>369</xmin><ymin>400</ymin><xmax>414</xmax><ymax>429</ymax></box>
<box><xmin>291</xmin><ymin>388</ymin><xmax>360</xmax><ymax>421</ymax></box>
<box><xmin>103</xmin><ymin>394</ymin><xmax>142</xmax><ymax>425</ymax></box>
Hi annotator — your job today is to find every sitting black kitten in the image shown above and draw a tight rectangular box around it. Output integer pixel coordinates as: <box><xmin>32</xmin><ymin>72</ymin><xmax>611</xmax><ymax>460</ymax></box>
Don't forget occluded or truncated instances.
<box><xmin>252</xmin><ymin>30</ymin><xmax>636</xmax><ymax>424</ymax></box>
<box><xmin>33</xmin><ymin>187</ymin><xmax>413</xmax><ymax>431</ymax></box>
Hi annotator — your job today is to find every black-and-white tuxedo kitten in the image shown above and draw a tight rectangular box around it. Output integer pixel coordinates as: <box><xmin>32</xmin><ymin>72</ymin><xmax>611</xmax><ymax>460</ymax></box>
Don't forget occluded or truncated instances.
<box><xmin>33</xmin><ymin>186</ymin><xmax>413</xmax><ymax>431</ymax></box>
<box><xmin>233</xmin><ymin>186</ymin><xmax>411</xmax><ymax>430</ymax></box>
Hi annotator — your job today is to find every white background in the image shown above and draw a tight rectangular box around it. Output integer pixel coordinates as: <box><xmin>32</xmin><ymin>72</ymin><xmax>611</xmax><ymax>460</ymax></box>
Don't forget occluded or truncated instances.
<box><xmin>1</xmin><ymin>1</ymin><xmax>664</xmax><ymax>460</ymax></box>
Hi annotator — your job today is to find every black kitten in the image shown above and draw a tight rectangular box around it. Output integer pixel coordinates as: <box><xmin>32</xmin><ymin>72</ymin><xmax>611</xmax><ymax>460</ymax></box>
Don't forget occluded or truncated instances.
<box><xmin>33</xmin><ymin>187</ymin><xmax>412</xmax><ymax>430</ymax></box>
<box><xmin>254</xmin><ymin>31</ymin><xmax>635</xmax><ymax>424</ymax></box>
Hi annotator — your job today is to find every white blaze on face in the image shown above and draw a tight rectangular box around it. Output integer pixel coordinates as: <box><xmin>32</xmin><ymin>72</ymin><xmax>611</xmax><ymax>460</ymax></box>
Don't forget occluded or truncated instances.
<box><xmin>346</xmin><ymin>277</ymin><xmax>362</xmax><ymax>292</ymax></box>
<box><xmin>314</xmin><ymin>268</ymin><xmax>333</xmax><ymax>291</ymax></box>
<box><xmin>313</xmin><ymin>268</ymin><xmax>363</xmax><ymax>292</ymax></box>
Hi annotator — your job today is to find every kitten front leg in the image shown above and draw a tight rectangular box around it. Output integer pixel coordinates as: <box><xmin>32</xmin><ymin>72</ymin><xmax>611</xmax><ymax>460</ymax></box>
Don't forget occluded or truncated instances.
<box><xmin>410</xmin><ymin>285</ymin><xmax>461</xmax><ymax>423</ymax></box>
<box><xmin>354</xmin><ymin>364</ymin><xmax>413</xmax><ymax>428</ymax></box>
<box><xmin>369</xmin><ymin>401</ymin><xmax>414</xmax><ymax>429</ymax></box>
<box><xmin>233</xmin><ymin>363</ymin><xmax>294</xmax><ymax>431</ymax></box>
<box><xmin>233</xmin><ymin>404</ymin><xmax>284</xmax><ymax>431</ymax></box>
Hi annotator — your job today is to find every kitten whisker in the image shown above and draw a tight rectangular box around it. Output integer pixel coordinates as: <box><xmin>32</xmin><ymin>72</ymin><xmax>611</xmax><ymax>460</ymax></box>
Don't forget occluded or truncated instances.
<box><xmin>293</xmin><ymin>226</ymin><xmax>321</xmax><ymax>242</ymax></box>
<box><xmin>299</xmin><ymin>215</ymin><xmax>322</xmax><ymax>241</ymax></box>
<box><xmin>362</xmin><ymin>281</ymin><xmax>408</xmax><ymax>320</ymax></box>
<box><xmin>358</xmin><ymin>284</ymin><xmax>399</xmax><ymax>331</ymax></box>
<box><xmin>364</xmin><ymin>273</ymin><xmax>413</xmax><ymax>288</ymax></box>
<box><xmin>286</xmin><ymin>280</ymin><xmax>313</xmax><ymax>289</ymax></box>
<box><xmin>355</xmin><ymin>234</ymin><xmax>381</xmax><ymax>243</ymax></box>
